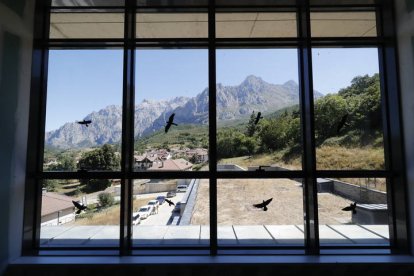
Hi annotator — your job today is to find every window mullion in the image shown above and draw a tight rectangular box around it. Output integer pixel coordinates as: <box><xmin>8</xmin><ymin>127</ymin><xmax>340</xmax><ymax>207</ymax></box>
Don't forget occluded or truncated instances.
<box><xmin>377</xmin><ymin>1</ymin><xmax>410</xmax><ymax>254</ymax></box>
<box><xmin>208</xmin><ymin>0</ymin><xmax>218</xmax><ymax>256</ymax></box>
<box><xmin>120</xmin><ymin>0</ymin><xmax>135</xmax><ymax>256</ymax></box>
<box><xmin>298</xmin><ymin>0</ymin><xmax>319</xmax><ymax>255</ymax></box>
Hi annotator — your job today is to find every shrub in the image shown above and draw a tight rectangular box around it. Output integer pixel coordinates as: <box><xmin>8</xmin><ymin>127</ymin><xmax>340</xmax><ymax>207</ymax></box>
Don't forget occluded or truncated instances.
<box><xmin>98</xmin><ymin>192</ymin><xmax>114</xmax><ymax>208</ymax></box>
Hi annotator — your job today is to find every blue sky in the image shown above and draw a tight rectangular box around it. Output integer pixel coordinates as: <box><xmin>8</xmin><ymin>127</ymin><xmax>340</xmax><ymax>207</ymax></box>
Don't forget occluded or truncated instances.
<box><xmin>46</xmin><ymin>48</ymin><xmax>379</xmax><ymax>131</ymax></box>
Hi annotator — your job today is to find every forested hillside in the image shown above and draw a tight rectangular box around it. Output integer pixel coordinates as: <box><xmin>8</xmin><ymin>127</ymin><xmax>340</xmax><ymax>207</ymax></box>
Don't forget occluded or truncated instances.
<box><xmin>217</xmin><ymin>74</ymin><xmax>384</xmax><ymax>170</ymax></box>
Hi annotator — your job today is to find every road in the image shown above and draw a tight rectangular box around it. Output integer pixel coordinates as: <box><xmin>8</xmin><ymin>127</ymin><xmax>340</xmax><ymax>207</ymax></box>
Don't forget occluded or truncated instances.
<box><xmin>138</xmin><ymin>192</ymin><xmax>185</xmax><ymax>226</ymax></box>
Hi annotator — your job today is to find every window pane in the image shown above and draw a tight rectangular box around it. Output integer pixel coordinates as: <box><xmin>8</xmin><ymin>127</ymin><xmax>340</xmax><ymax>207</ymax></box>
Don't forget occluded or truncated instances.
<box><xmin>317</xmin><ymin>178</ymin><xmax>389</xmax><ymax>246</ymax></box>
<box><xmin>216</xmin><ymin>49</ymin><xmax>302</xmax><ymax>171</ymax></box>
<box><xmin>50</xmin><ymin>11</ymin><xmax>124</xmax><ymax>39</ymax></box>
<box><xmin>136</xmin><ymin>13</ymin><xmax>208</xmax><ymax>38</ymax></box>
<box><xmin>217</xmin><ymin>179</ymin><xmax>304</xmax><ymax>247</ymax></box>
<box><xmin>312</xmin><ymin>48</ymin><xmax>385</xmax><ymax>170</ymax></box>
<box><xmin>132</xmin><ymin>179</ymin><xmax>209</xmax><ymax>247</ymax></box>
<box><xmin>40</xmin><ymin>179</ymin><xmax>120</xmax><ymax>247</ymax></box>
<box><xmin>52</xmin><ymin>0</ymin><xmax>124</xmax><ymax>7</ymax></box>
<box><xmin>216</xmin><ymin>0</ymin><xmax>295</xmax><ymax>6</ymax></box>
<box><xmin>216</xmin><ymin>13</ymin><xmax>297</xmax><ymax>38</ymax></box>
<box><xmin>134</xmin><ymin>49</ymin><xmax>209</xmax><ymax>172</ymax></box>
<box><xmin>311</xmin><ymin>12</ymin><xmax>377</xmax><ymax>37</ymax></box>
<box><xmin>44</xmin><ymin>50</ymin><xmax>123</xmax><ymax>172</ymax></box>
<box><xmin>137</xmin><ymin>0</ymin><xmax>208</xmax><ymax>7</ymax></box>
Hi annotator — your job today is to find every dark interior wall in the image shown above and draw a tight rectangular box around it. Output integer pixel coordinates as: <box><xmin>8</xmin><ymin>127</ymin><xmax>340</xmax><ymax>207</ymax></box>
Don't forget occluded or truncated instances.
<box><xmin>0</xmin><ymin>0</ymin><xmax>34</xmax><ymax>273</ymax></box>
<box><xmin>395</xmin><ymin>0</ymin><xmax>414</xmax><ymax>254</ymax></box>
<box><xmin>1</xmin><ymin>0</ymin><xmax>414</xmax><ymax>275</ymax></box>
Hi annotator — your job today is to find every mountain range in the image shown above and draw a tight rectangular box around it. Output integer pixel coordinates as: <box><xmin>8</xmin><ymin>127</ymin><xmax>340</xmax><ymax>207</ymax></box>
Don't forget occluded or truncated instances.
<box><xmin>45</xmin><ymin>75</ymin><xmax>323</xmax><ymax>149</ymax></box>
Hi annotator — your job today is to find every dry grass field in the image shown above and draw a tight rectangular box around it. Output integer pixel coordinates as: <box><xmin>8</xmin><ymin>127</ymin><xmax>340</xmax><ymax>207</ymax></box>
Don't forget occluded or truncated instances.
<box><xmin>191</xmin><ymin>178</ymin><xmax>354</xmax><ymax>225</ymax></box>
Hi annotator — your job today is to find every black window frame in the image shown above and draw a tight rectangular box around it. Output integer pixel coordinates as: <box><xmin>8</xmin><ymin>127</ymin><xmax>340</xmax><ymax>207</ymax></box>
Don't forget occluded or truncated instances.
<box><xmin>22</xmin><ymin>0</ymin><xmax>409</xmax><ymax>257</ymax></box>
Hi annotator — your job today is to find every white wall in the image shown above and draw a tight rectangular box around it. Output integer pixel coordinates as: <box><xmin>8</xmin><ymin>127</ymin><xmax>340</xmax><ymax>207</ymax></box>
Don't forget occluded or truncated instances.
<box><xmin>395</xmin><ymin>0</ymin><xmax>414</xmax><ymax>253</ymax></box>
<box><xmin>0</xmin><ymin>0</ymin><xmax>34</xmax><ymax>273</ymax></box>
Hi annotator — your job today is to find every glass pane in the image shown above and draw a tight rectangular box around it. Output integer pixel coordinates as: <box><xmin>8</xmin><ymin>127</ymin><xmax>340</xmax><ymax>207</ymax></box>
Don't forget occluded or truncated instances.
<box><xmin>134</xmin><ymin>49</ymin><xmax>209</xmax><ymax>172</ymax></box>
<box><xmin>137</xmin><ymin>0</ymin><xmax>208</xmax><ymax>7</ymax></box>
<box><xmin>44</xmin><ymin>50</ymin><xmax>123</xmax><ymax>172</ymax></box>
<box><xmin>312</xmin><ymin>48</ymin><xmax>385</xmax><ymax>170</ymax></box>
<box><xmin>311</xmin><ymin>12</ymin><xmax>377</xmax><ymax>37</ymax></box>
<box><xmin>216</xmin><ymin>49</ymin><xmax>302</xmax><ymax>171</ymax></box>
<box><xmin>216</xmin><ymin>0</ymin><xmax>295</xmax><ymax>6</ymax></box>
<box><xmin>136</xmin><ymin>13</ymin><xmax>208</xmax><ymax>38</ymax></box>
<box><xmin>40</xmin><ymin>179</ymin><xmax>120</xmax><ymax>247</ymax></box>
<box><xmin>132</xmin><ymin>179</ymin><xmax>209</xmax><ymax>247</ymax></box>
<box><xmin>217</xmin><ymin>179</ymin><xmax>304</xmax><ymax>246</ymax></box>
<box><xmin>216</xmin><ymin>13</ymin><xmax>297</xmax><ymax>38</ymax></box>
<box><xmin>52</xmin><ymin>0</ymin><xmax>124</xmax><ymax>7</ymax></box>
<box><xmin>317</xmin><ymin>178</ymin><xmax>389</xmax><ymax>246</ymax></box>
<box><xmin>50</xmin><ymin>11</ymin><xmax>124</xmax><ymax>39</ymax></box>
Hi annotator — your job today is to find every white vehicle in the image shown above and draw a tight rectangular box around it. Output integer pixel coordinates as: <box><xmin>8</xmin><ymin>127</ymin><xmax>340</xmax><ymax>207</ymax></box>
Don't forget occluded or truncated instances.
<box><xmin>147</xmin><ymin>199</ymin><xmax>159</xmax><ymax>214</ymax></box>
<box><xmin>137</xmin><ymin>205</ymin><xmax>153</xmax><ymax>219</ymax></box>
<box><xmin>147</xmin><ymin>199</ymin><xmax>159</xmax><ymax>208</ymax></box>
<box><xmin>132</xmin><ymin>212</ymin><xmax>141</xmax><ymax>225</ymax></box>
<box><xmin>176</xmin><ymin>185</ymin><xmax>187</xmax><ymax>193</ymax></box>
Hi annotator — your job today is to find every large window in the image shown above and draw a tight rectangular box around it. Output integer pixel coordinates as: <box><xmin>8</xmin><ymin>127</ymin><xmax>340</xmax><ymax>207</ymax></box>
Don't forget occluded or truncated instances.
<box><xmin>24</xmin><ymin>0</ymin><xmax>408</xmax><ymax>256</ymax></box>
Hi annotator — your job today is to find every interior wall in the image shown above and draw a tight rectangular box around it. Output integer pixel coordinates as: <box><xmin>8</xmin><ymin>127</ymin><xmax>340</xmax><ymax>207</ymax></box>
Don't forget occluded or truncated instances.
<box><xmin>0</xmin><ymin>0</ymin><xmax>34</xmax><ymax>273</ymax></box>
<box><xmin>395</xmin><ymin>0</ymin><xmax>414</xmax><ymax>253</ymax></box>
<box><xmin>0</xmin><ymin>0</ymin><xmax>413</xmax><ymax>274</ymax></box>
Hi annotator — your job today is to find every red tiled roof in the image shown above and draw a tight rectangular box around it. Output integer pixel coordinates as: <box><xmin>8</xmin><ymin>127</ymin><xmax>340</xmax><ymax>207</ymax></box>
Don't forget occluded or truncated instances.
<box><xmin>148</xmin><ymin>158</ymin><xmax>193</xmax><ymax>171</ymax></box>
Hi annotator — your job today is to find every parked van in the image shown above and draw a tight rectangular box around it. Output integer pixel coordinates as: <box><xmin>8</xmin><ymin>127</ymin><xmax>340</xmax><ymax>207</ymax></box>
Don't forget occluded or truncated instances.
<box><xmin>176</xmin><ymin>185</ymin><xmax>187</xmax><ymax>193</ymax></box>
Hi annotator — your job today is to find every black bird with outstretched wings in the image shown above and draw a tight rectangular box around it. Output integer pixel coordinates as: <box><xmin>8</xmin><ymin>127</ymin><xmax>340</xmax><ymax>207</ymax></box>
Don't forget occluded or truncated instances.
<box><xmin>77</xmin><ymin>119</ymin><xmax>92</xmax><ymax>127</ymax></box>
<box><xmin>72</xmin><ymin>200</ymin><xmax>87</xmax><ymax>214</ymax></box>
<box><xmin>253</xmin><ymin>198</ymin><xmax>273</xmax><ymax>211</ymax></box>
<box><xmin>254</xmin><ymin>112</ymin><xmax>264</xmax><ymax>125</ymax></box>
<box><xmin>165</xmin><ymin>199</ymin><xmax>175</xmax><ymax>207</ymax></box>
<box><xmin>165</xmin><ymin>113</ymin><xmax>178</xmax><ymax>133</ymax></box>
<box><xmin>341</xmin><ymin>202</ymin><xmax>357</xmax><ymax>214</ymax></box>
<box><xmin>337</xmin><ymin>114</ymin><xmax>349</xmax><ymax>134</ymax></box>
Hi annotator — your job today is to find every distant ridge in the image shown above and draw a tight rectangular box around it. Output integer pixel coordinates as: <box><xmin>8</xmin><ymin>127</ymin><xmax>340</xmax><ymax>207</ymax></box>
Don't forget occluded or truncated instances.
<box><xmin>45</xmin><ymin>76</ymin><xmax>323</xmax><ymax>149</ymax></box>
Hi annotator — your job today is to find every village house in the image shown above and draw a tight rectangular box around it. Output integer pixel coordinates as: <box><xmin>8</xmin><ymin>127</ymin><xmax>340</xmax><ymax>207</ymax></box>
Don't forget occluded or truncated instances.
<box><xmin>133</xmin><ymin>154</ymin><xmax>163</xmax><ymax>170</ymax></box>
<box><xmin>148</xmin><ymin>158</ymin><xmax>193</xmax><ymax>171</ymax></box>
<box><xmin>41</xmin><ymin>191</ymin><xmax>75</xmax><ymax>227</ymax></box>
<box><xmin>186</xmin><ymin>148</ymin><xmax>209</xmax><ymax>163</ymax></box>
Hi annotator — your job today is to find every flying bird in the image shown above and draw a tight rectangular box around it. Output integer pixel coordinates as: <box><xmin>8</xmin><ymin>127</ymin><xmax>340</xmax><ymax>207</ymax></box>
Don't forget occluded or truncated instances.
<box><xmin>165</xmin><ymin>199</ymin><xmax>175</xmax><ymax>207</ymax></box>
<box><xmin>77</xmin><ymin>119</ymin><xmax>92</xmax><ymax>127</ymax></box>
<box><xmin>165</xmin><ymin>113</ymin><xmax>178</xmax><ymax>133</ymax></box>
<box><xmin>342</xmin><ymin>202</ymin><xmax>357</xmax><ymax>214</ymax></box>
<box><xmin>253</xmin><ymin>198</ymin><xmax>273</xmax><ymax>211</ymax></box>
<box><xmin>254</xmin><ymin>112</ymin><xmax>264</xmax><ymax>125</ymax></box>
<box><xmin>72</xmin><ymin>200</ymin><xmax>87</xmax><ymax>214</ymax></box>
<box><xmin>336</xmin><ymin>114</ymin><xmax>349</xmax><ymax>134</ymax></box>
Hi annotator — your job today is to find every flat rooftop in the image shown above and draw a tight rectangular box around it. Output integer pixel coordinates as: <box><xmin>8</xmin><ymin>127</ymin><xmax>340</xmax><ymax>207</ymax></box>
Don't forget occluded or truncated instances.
<box><xmin>40</xmin><ymin>224</ymin><xmax>389</xmax><ymax>247</ymax></box>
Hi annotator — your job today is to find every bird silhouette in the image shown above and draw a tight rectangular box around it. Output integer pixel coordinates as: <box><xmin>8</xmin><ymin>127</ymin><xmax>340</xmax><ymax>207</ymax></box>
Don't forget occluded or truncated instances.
<box><xmin>165</xmin><ymin>113</ymin><xmax>178</xmax><ymax>133</ymax></box>
<box><xmin>253</xmin><ymin>198</ymin><xmax>273</xmax><ymax>211</ymax></box>
<box><xmin>341</xmin><ymin>202</ymin><xmax>357</xmax><ymax>214</ymax></box>
<box><xmin>254</xmin><ymin>112</ymin><xmax>264</xmax><ymax>125</ymax></box>
<box><xmin>77</xmin><ymin>119</ymin><xmax>92</xmax><ymax>127</ymax></box>
<box><xmin>256</xmin><ymin>165</ymin><xmax>270</xmax><ymax>172</ymax></box>
<box><xmin>72</xmin><ymin>200</ymin><xmax>87</xmax><ymax>214</ymax></box>
<box><xmin>165</xmin><ymin>199</ymin><xmax>175</xmax><ymax>207</ymax></box>
<box><xmin>336</xmin><ymin>114</ymin><xmax>349</xmax><ymax>134</ymax></box>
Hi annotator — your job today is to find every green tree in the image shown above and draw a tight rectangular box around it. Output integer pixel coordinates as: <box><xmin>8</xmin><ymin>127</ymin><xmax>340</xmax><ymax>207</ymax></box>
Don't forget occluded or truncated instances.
<box><xmin>77</xmin><ymin>144</ymin><xmax>119</xmax><ymax>193</ymax></box>
<box><xmin>43</xmin><ymin>179</ymin><xmax>58</xmax><ymax>192</ymax></box>
<box><xmin>81</xmin><ymin>179</ymin><xmax>111</xmax><ymax>194</ymax></box>
<box><xmin>217</xmin><ymin>129</ymin><xmax>258</xmax><ymax>159</ymax></box>
<box><xmin>245</xmin><ymin>111</ymin><xmax>257</xmax><ymax>137</ymax></box>
<box><xmin>314</xmin><ymin>94</ymin><xmax>348</xmax><ymax>142</ymax></box>
<box><xmin>78</xmin><ymin>144</ymin><xmax>120</xmax><ymax>171</ymax></box>
<box><xmin>98</xmin><ymin>192</ymin><xmax>115</xmax><ymax>208</ymax></box>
